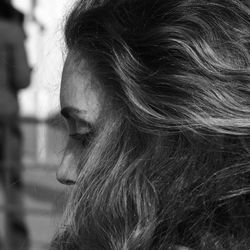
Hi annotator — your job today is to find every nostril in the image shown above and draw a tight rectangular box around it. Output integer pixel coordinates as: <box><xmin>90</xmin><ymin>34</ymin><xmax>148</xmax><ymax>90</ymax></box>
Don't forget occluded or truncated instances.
<box><xmin>56</xmin><ymin>170</ymin><xmax>76</xmax><ymax>185</ymax></box>
<box><xmin>56</xmin><ymin>173</ymin><xmax>76</xmax><ymax>185</ymax></box>
<box><xmin>61</xmin><ymin>179</ymin><xmax>76</xmax><ymax>185</ymax></box>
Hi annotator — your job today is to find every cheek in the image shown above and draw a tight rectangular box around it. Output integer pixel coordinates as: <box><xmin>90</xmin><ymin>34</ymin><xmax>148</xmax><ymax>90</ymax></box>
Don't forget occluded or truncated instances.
<box><xmin>66</xmin><ymin>138</ymin><xmax>85</xmax><ymax>160</ymax></box>
<box><xmin>82</xmin><ymin>88</ymin><xmax>101</xmax><ymax>122</ymax></box>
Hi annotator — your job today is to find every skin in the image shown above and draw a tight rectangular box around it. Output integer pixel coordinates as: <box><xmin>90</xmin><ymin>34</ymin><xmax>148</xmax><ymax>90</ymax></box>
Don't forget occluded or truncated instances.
<box><xmin>57</xmin><ymin>52</ymin><xmax>102</xmax><ymax>185</ymax></box>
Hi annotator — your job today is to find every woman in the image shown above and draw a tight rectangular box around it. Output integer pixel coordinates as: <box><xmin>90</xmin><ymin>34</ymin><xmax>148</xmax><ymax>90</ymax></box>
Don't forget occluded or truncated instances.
<box><xmin>52</xmin><ymin>0</ymin><xmax>250</xmax><ymax>249</ymax></box>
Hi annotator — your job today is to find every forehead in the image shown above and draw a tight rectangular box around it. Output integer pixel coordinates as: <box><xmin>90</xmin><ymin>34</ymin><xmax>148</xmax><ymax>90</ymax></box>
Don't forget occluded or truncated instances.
<box><xmin>60</xmin><ymin>52</ymin><xmax>102</xmax><ymax>123</ymax></box>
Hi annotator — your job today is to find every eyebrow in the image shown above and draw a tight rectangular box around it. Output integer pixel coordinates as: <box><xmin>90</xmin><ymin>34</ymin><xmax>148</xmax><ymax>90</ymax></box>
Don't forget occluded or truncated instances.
<box><xmin>60</xmin><ymin>106</ymin><xmax>94</xmax><ymax>129</ymax></box>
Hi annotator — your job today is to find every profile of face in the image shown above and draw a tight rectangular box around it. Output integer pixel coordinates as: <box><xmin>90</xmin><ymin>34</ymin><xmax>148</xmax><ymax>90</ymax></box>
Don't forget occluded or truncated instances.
<box><xmin>57</xmin><ymin>52</ymin><xmax>102</xmax><ymax>185</ymax></box>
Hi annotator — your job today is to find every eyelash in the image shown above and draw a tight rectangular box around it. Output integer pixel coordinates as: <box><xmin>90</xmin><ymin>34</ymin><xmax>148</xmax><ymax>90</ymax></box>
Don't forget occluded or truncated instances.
<box><xmin>69</xmin><ymin>131</ymin><xmax>94</xmax><ymax>147</ymax></box>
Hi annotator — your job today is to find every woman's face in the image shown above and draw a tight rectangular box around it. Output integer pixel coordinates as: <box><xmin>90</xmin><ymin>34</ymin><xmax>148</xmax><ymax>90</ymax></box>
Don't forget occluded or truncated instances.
<box><xmin>57</xmin><ymin>52</ymin><xmax>102</xmax><ymax>185</ymax></box>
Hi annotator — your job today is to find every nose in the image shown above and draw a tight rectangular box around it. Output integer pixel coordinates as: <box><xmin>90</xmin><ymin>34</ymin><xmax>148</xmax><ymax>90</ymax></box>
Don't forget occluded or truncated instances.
<box><xmin>57</xmin><ymin>152</ymin><xmax>77</xmax><ymax>185</ymax></box>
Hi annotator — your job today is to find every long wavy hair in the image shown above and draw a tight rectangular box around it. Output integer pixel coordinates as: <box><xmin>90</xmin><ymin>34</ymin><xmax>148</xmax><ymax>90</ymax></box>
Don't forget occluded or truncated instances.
<box><xmin>51</xmin><ymin>0</ymin><xmax>250</xmax><ymax>249</ymax></box>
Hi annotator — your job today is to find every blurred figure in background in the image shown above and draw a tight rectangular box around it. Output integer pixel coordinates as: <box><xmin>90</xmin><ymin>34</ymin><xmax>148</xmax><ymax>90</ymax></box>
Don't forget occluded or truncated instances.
<box><xmin>0</xmin><ymin>0</ymin><xmax>30</xmax><ymax>249</ymax></box>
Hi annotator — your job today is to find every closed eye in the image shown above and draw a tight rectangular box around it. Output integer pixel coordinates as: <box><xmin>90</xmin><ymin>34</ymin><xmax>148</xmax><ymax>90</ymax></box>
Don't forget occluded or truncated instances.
<box><xmin>69</xmin><ymin>131</ymin><xmax>94</xmax><ymax>147</ymax></box>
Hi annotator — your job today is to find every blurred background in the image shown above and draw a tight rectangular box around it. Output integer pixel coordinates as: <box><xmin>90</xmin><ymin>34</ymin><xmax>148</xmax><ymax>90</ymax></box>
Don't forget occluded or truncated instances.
<box><xmin>0</xmin><ymin>0</ymin><xmax>73</xmax><ymax>249</ymax></box>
